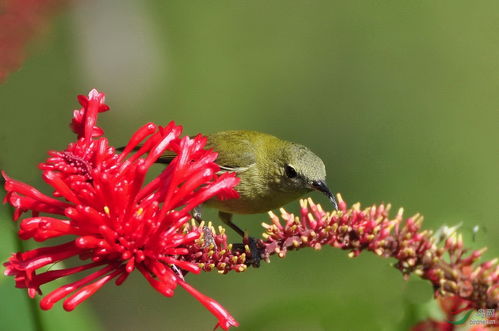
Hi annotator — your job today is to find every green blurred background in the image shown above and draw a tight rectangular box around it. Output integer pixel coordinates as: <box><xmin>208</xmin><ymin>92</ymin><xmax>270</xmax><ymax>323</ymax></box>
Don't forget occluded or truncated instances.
<box><xmin>1</xmin><ymin>1</ymin><xmax>498</xmax><ymax>330</ymax></box>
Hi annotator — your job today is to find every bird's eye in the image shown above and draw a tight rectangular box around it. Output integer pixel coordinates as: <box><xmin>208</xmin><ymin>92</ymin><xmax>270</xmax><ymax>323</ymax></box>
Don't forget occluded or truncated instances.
<box><xmin>285</xmin><ymin>165</ymin><xmax>297</xmax><ymax>178</ymax></box>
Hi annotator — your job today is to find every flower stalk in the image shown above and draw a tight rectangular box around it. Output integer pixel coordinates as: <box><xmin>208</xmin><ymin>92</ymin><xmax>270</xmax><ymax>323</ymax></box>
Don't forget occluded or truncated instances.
<box><xmin>2</xmin><ymin>89</ymin><xmax>497</xmax><ymax>330</ymax></box>
<box><xmin>183</xmin><ymin>197</ymin><xmax>498</xmax><ymax>311</ymax></box>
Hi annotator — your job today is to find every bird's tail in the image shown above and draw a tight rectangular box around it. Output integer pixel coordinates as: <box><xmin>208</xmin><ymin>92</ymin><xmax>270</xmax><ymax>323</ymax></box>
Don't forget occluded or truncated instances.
<box><xmin>116</xmin><ymin>146</ymin><xmax>175</xmax><ymax>164</ymax></box>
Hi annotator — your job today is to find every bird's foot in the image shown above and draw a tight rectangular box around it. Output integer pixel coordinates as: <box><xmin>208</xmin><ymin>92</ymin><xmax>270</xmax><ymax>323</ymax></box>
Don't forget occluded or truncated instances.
<box><xmin>233</xmin><ymin>235</ymin><xmax>264</xmax><ymax>268</ymax></box>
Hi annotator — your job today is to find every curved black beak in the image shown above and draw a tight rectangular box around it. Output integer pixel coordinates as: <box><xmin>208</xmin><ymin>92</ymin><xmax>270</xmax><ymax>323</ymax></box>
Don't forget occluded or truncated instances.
<box><xmin>310</xmin><ymin>180</ymin><xmax>338</xmax><ymax>211</ymax></box>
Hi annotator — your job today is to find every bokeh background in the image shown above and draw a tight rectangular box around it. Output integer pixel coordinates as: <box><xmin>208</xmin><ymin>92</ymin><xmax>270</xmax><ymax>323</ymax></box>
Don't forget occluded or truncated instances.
<box><xmin>1</xmin><ymin>1</ymin><xmax>498</xmax><ymax>330</ymax></box>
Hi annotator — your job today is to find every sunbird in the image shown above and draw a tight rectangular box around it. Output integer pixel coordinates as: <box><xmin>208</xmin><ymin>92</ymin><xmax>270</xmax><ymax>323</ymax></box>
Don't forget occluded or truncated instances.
<box><xmin>155</xmin><ymin>130</ymin><xmax>337</xmax><ymax>239</ymax></box>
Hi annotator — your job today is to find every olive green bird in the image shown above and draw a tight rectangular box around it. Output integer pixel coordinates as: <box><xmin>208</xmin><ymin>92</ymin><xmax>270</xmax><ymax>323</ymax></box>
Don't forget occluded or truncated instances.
<box><xmin>155</xmin><ymin>130</ymin><xmax>337</xmax><ymax>238</ymax></box>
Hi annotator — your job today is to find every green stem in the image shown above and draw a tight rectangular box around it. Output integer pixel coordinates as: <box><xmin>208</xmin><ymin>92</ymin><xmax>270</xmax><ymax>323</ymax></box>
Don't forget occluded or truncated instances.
<box><xmin>5</xmin><ymin>200</ymin><xmax>45</xmax><ymax>331</ymax></box>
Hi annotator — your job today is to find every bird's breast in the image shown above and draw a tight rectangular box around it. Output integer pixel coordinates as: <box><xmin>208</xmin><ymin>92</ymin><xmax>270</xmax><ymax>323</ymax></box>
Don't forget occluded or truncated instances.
<box><xmin>205</xmin><ymin>184</ymin><xmax>305</xmax><ymax>214</ymax></box>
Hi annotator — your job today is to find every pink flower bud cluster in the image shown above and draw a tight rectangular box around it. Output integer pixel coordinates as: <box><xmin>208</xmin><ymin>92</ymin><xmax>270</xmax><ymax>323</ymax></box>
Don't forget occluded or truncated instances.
<box><xmin>259</xmin><ymin>196</ymin><xmax>498</xmax><ymax>309</ymax></box>
<box><xmin>181</xmin><ymin>221</ymin><xmax>248</xmax><ymax>274</ymax></box>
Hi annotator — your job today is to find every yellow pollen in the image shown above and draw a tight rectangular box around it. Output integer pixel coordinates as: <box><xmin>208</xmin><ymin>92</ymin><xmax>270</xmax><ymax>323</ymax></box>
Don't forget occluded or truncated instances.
<box><xmin>104</xmin><ymin>206</ymin><xmax>110</xmax><ymax>216</ymax></box>
<box><xmin>136</xmin><ymin>207</ymin><xmax>144</xmax><ymax>216</ymax></box>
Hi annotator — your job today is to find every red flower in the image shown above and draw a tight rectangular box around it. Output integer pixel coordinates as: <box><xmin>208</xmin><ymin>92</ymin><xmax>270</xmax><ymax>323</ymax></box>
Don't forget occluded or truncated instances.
<box><xmin>2</xmin><ymin>89</ymin><xmax>240</xmax><ymax>330</ymax></box>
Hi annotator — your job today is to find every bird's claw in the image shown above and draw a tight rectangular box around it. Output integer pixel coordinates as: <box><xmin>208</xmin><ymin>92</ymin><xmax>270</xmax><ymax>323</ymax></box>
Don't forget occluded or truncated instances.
<box><xmin>233</xmin><ymin>235</ymin><xmax>264</xmax><ymax>268</ymax></box>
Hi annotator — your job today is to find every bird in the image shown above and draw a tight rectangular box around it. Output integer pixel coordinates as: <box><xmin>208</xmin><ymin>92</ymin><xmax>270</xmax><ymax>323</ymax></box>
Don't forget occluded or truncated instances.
<box><xmin>155</xmin><ymin>130</ymin><xmax>337</xmax><ymax>239</ymax></box>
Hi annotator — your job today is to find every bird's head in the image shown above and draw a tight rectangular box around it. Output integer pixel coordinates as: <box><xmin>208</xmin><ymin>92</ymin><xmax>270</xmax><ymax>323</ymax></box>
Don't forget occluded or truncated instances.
<box><xmin>277</xmin><ymin>143</ymin><xmax>338</xmax><ymax>210</ymax></box>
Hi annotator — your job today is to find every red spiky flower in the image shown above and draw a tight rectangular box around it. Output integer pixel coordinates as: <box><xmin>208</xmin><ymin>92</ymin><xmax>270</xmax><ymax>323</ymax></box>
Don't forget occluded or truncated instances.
<box><xmin>2</xmin><ymin>89</ymin><xmax>240</xmax><ymax>330</ymax></box>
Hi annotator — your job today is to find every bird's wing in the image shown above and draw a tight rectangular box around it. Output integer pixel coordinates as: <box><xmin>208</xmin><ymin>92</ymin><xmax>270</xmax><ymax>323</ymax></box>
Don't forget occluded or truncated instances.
<box><xmin>157</xmin><ymin>151</ymin><xmax>255</xmax><ymax>173</ymax></box>
<box><xmin>205</xmin><ymin>131</ymin><xmax>257</xmax><ymax>174</ymax></box>
<box><xmin>116</xmin><ymin>146</ymin><xmax>177</xmax><ymax>164</ymax></box>
<box><xmin>218</xmin><ymin>163</ymin><xmax>256</xmax><ymax>173</ymax></box>
<box><xmin>154</xmin><ymin>131</ymin><xmax>258</xmax><ymax>173</ymax></box>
